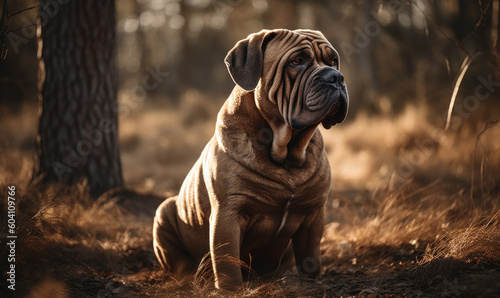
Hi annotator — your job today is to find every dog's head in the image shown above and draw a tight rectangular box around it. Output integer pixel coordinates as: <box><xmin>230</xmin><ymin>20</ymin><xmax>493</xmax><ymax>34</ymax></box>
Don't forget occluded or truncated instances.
<box><xmin>225</xmin><ymin>29</ymin><xmax>349</xmax><ymax>130</ymax></box>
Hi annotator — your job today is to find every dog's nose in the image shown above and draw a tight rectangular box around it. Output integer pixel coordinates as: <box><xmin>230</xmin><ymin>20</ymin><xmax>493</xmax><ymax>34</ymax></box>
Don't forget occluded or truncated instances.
<box><xmin>321</xmin><ymin>70</ymin><xmax>345</xmax><ymax>89</ymax></box>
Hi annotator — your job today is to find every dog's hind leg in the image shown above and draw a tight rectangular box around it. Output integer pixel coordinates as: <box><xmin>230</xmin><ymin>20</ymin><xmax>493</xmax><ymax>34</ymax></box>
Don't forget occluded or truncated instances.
<box><xmin>153</xmin><ymin>197</ymin><xmax>196</xmax><ymax>276</ymax></box>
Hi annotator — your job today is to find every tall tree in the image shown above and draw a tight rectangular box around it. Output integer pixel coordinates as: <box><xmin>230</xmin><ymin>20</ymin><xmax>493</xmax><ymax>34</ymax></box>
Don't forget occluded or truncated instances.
<box><xmin>35</xmin><ymin>0</ymin><xmax>123</xmax><ymax>196</ymax></box>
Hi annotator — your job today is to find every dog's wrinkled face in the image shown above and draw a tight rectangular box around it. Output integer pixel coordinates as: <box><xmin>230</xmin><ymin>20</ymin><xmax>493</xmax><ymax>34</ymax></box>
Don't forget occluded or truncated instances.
<box><xmin>225</xmin><ymin>29</ymin><xmax>349</xmax><ymax>130</ymax></box>
<box><xmin>261</xmin><ymin>30</ymin><xmax>349</xmax><ymax>130</ymax></box>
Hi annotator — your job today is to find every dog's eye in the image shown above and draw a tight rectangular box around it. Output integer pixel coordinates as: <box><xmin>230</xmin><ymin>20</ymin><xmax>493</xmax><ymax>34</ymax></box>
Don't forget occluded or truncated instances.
<box><xmin>290</xmin><ymin>58</ymin><xmax>302</xmax><ymax>66</ymax></box>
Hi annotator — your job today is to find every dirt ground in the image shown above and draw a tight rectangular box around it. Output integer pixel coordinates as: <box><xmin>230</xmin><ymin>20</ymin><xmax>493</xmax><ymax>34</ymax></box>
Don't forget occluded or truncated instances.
<box><xmin>1</xmin><ymin>99</ymin><xmax>500</xmax><ymax>297</ymax></box>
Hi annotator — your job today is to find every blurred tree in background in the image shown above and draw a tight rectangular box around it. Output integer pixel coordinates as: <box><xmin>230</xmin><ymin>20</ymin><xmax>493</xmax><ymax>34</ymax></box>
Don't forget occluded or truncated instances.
<box><xmin>34</xmin><ymin>0</ymin><xmax>123</xmax><ymax>196</ymax></box>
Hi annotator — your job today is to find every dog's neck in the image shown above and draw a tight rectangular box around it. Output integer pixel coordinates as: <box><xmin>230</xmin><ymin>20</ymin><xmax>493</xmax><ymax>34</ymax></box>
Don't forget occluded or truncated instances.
<box><xmin>218</xmin><ymin>87</ymin><xmax>320</xmax><ymax>167</ymax></box>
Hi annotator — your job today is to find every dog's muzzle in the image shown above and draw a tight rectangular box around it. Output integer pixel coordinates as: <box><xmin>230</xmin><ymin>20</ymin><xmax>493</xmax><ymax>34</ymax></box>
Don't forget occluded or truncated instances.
<box><xmin>303</xmin><ymin>67</ymin><xmax>349</xmax><ymax>129</ymax></box>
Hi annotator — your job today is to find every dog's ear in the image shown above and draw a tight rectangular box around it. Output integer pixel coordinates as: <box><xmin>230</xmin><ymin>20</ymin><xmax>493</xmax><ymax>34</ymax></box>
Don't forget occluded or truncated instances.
<box><xmin>224</xmin><ymin>30</ymin><xmax>277</xmax><ymax>91</ymax></box>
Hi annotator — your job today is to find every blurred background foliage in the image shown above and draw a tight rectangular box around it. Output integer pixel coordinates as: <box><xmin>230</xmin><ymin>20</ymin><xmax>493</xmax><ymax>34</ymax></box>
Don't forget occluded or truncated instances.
<box><xmin>1</xmin><ymin>0</ymin><xmax>499</xmax><ymax>192</ymax></box>
<box><xmin>1</xmin><ymin>0</ymin><xmax>499</xmax><ymax>120</ymax></box>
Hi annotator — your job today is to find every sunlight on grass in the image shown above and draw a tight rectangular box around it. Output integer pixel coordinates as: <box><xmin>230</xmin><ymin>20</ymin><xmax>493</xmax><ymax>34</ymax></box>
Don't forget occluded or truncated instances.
<box><xmin>0</xmin><ymin>100</ymin><xmax>499</xmax><ymax>296</ymax></box>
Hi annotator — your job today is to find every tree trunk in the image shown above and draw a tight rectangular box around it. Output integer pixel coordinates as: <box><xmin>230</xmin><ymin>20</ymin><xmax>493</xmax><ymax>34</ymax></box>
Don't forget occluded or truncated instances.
<box><xmin>35</xmin><ymin>0</ymin><xmax>123</xmax><ymax>196</ymax></box>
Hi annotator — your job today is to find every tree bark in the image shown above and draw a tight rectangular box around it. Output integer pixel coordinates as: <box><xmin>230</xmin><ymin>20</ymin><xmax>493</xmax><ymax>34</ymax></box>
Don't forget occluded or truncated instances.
<box><xmin>35</xmin><ymin>0</ymin><xmax>123</xmax><ymax>196</ymax></box>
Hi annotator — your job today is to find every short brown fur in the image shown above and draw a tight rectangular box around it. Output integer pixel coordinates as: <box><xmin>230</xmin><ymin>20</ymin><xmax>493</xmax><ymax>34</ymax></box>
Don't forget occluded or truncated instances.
<box><xmin>153</xmin><ymin>29</ymin><xmax>348</xmax><ymax>290</ymax></box>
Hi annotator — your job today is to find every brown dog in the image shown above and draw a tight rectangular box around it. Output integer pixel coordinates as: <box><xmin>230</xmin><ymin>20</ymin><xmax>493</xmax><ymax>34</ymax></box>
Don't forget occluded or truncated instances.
<box><xmin>153</xmin><ymin>29</ymin><xmax>348</xmax><ymax>289</ymax></box>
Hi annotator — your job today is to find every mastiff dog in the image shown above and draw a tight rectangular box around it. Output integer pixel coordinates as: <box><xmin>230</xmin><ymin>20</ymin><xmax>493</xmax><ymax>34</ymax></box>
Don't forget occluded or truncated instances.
<box><xmin>153</xmin><ymin>29</ymin><xmax>349</xmax><ymax>289</ymax></box>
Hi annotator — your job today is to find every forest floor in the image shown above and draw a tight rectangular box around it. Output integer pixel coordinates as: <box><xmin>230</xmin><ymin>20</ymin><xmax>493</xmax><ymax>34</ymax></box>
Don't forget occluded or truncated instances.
<box><xmin>1</xmin><ymin>98</ymin><xmax>500</xmax><ymax>297</ymax></box>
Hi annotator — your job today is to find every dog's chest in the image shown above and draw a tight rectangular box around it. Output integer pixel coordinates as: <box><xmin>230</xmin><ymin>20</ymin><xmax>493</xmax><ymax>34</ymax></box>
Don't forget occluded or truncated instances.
<box><xmin>242</xmin><ymin>196</ymin><xmax>306</xmax><ymax>241</ymax></box>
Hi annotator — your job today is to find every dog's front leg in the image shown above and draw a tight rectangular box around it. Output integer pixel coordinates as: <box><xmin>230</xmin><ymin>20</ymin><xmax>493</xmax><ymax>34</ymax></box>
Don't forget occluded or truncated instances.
<box><xmin>292</xmin><ymin>207</ymin><xmax>324</xmax><ymax>279</ymax></box>
<box><xmin>209</xmin><ymin>206</ymin><xmax>243</xmax><ymax>290</ymax></box>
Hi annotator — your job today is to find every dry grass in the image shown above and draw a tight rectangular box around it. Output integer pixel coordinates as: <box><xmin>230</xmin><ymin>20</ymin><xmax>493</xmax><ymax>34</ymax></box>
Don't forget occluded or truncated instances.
<box><xmin>0</xmin><ymin>98</ymin><xmax>499</xmax><ymax>297</ymax></box>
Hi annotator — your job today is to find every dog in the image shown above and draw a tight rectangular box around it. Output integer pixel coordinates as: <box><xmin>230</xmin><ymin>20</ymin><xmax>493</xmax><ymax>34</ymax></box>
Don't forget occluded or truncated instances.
<box><xmin>153</xmin><ymin>29</ymin><xmax>349</xmax><ymax>290</ymax></box>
